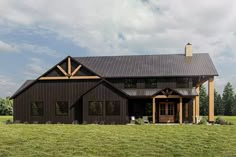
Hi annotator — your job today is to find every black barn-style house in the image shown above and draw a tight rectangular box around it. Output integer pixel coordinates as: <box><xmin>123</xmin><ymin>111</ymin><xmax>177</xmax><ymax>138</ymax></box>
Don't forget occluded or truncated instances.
<box><xmin>11</xmin><ymin>44</ymin><xmax>218</xmax><ymax>124</ymax></box>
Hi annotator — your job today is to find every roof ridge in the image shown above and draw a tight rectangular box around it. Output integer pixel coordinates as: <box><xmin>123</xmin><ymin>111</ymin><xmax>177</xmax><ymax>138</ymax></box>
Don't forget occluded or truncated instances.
<box><xmin>73</xmin><ymin>53</ymin><xmax>209</xmax><ymax>58</ymax></box>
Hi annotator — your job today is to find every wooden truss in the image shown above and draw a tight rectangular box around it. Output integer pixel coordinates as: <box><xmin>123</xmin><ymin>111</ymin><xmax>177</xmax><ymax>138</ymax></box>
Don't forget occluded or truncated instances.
<box><xmin>39</xmin><ymin>57</ymin><xmax>100</xmax><ymax>80</ymax></box>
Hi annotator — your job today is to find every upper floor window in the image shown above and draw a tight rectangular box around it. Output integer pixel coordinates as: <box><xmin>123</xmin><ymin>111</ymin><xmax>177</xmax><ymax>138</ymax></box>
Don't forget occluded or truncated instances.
<box><xmin>88</xmin><ymin>101</ymin><xmax>103</xmax><ymax>116</ymax></box>
<box><xmin>176</xmin><ymin>78</ymin><xmax>189</xmax><ymax>88</ymax></box>
<box><xmin>124</xmin><ymin>79</ymin><xmax>137</xmax><ymax>88</ymax></box>
<box><xmin>145</xmin><ymin>78</ymin><xmax>157</xmax><ymax>88</ymax></box>
<box><xmin>106</xmin><ymin>101</ymin><xmax>120</xmax><ymax>116</ymax></box>
<box><xmin>56</xmin><ymin>101</ymin><xmax>69</xmax><ymax>116</ymax></box>
<box><xmin>31</xmin><ymin>101</ymin><xmax>44</xmax><ymax>116</ymax></box>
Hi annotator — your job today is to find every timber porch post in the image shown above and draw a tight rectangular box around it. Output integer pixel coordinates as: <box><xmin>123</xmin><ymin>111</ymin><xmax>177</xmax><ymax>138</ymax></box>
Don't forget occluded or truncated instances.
<box><xmin>195</xmin><ymin>86</ymin><xmax>200</xmax><ymax>122</ymax></box>
<box><xmin>179</xmin><ymin>97</ymin><xmax>182</xmax><ymax>124</ymax></box>
<box><xmin>208</xmin><ymin>77</ymin><xmax>214</xmax><ymax>123</ymax></box>
<box><xmin>152</xmin><ymin>98</ymin><xmax>156</xmax><ymax>124</ymax></box>
<box><xmin>192</xmin><ymin>97</ymin><xmax>196</xmax><ymax>123</ymax></box>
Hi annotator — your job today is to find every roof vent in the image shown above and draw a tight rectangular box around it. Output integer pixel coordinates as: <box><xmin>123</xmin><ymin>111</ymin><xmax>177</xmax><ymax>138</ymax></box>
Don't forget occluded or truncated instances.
<box><xmin>185</xmin><ymin>43</ymin><xmax>192</xmax><ymax>57</ymax></box>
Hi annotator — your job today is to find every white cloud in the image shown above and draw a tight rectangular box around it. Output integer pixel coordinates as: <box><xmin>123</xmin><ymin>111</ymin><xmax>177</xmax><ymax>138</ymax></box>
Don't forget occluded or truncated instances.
<box><xmin>0</xmin><ymin>40</ymin><xmax>18</xmax><ymax>52</ymax></box>
<box><xmin>0</xmin><ymin>0</ymin><xmax>236</xmax><ymax>56</ymax></box>
<box><xmin>24</xmin><ymin>58</ymin><xmax>48</xmax><ymax>79</ymax></box>
<box><xmin>17</xmin><ymin>43</ymin><xmax>61</xmax><ymax>57</ymax></box>
<box><xmin>0</xmin><ymin>40</ymin><xmax>60</xmax><ymax>57</ymax></box>
<box><xmin>0</xmin><ymin>75</ymin><xmax>17</xmax><ymax>97</ymax></box>
<box><xmin>1</xmin><ymin>0</ymin><xmax>236</xmax><ymax>93</ymax></box>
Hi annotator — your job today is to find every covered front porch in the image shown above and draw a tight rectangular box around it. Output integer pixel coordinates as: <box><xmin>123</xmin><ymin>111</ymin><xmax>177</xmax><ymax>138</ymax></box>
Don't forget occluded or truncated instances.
<box><xmin>128</xmin><ymin>97</ymin><xmax>193</xmax><ymax>123</ymax></box>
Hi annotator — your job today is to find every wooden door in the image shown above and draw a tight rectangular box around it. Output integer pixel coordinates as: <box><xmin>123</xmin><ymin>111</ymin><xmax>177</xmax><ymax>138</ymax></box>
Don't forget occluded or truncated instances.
<box><xmin>159</xmin><ymin>102</ymin><xmax>175</xmax><ymax>123</ymax></box>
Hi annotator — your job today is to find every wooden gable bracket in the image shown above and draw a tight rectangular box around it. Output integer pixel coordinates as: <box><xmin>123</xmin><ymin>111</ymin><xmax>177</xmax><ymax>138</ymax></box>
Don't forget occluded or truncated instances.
<box><xmin>39</xmin><ymin>57</ymin><xmax>100</xmax><ymax>80</ymax></box>
<box><xmin>161</xmin><ymin>89</ymin><xmax>173</xmax><ymax>97</ymax></box>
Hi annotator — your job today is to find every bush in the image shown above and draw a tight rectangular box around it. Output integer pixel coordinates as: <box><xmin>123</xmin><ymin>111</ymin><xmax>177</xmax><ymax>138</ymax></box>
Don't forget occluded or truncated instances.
<box><xmin>135</xmin><ymin>118</ymin><xmax>144</xmax><ymax>125</ymax></box>
<box><xmin>14</xmin><ymin>120</ymin><xmax>21</xmax><ymax>124</ymax></box>
<box><xmin>5</xmin><ymin>119</ymin><xmax>13</xmax><ymax>124</ymax></box>
<box><xmin>215</xmin><ymin>117</ymin><xmax>233</xmax><ymax>125</ymax></box>
<box><xmin>0</xmin><ymin>98</ymin><xmax>13</xmax><ymax>115</ymax></box>
<box><xmin>215</xmin><ymin>117</ymin><xmax>225</xmax><ymax>125</ymax></box>
<box><xmin>198</xmin><ymin>117</ymin><xmax>207</xmax><ymax>125</ymax></box>
<box><xmin>72</xmin><ymin>120</ymin><xmax>78</xmax><ymax>124</ymax></box>
<box><xmin>46</xmin><ymin>121</ymin><xmax>52</xmax><ymax>124</ymax></box>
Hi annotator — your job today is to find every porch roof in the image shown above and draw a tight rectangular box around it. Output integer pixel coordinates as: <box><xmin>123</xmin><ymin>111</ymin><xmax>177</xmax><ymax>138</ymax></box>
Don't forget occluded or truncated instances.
<box><xmin>121</xmin><ymin>88</ymin><xmax>198</xmax><ymax>97</ymax></box>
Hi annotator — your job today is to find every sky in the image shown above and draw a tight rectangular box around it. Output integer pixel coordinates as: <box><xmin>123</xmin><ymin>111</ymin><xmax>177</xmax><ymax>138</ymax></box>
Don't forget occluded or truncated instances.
<box><xmin>0</xmin><ymin>0</ymin><xmax>236</xmax><ymax>97</ymax></box>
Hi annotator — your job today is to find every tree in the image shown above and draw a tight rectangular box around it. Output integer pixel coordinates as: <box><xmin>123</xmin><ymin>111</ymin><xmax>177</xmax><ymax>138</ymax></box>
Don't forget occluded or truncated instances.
<box><xmin>233</xmin><ymin>95</ymin><xmax>236</xmax><ymax>116</ymax></box>
<box><xmin>214</xmin><ymin>90</ymin><xmax>223</xmax><ymax>115</ymax></box>
<box><xmin>222</xmin><ymin>82</ymin><xmax>234</xmax><ymax>116</ymax></box>
<box><xmin>200</xmin><ymin>85</ymin><xmax>208</xmax><ymax>116</ymax></box>
<box><xmin>0</xmin><ymin>97</ymin><xmax>13</xmax><ymax>115</ymax></box>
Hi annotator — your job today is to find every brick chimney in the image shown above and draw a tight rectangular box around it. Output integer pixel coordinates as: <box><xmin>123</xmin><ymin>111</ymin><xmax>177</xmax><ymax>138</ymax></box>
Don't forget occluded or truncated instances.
<box><xmin>185</xmin><ymin>43</ymin><xmax>192</xmax><ymax>57</ymax></box>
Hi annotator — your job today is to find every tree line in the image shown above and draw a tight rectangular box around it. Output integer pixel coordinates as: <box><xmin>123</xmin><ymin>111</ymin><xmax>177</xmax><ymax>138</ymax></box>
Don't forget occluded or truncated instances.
<box><xmin>200</xmin><ymin>82</ymin><xmax>236</xmax><ymax>116</ymax></box>
<box><xmin>0</xmin><ymin>97</ymin><xmax>13</xmax><ymax>115</ymax></box>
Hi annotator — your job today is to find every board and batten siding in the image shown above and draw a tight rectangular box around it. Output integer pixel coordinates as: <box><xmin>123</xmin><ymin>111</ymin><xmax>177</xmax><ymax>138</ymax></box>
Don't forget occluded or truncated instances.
<box><xmin>13</xmin><ymin>80</ymin><xmax>99</xmax><ymax>123</ymax></box>
<box><xmin>83</xmin><ymin>83</ymin><xmax>128</xmax><ymax>124</ymax></box>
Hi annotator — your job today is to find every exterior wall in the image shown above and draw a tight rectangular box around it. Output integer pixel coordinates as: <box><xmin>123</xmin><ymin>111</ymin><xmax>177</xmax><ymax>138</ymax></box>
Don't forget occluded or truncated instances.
<box><xmin>83</xmin><ymin>83</ymin><xmax>128</xmax><ymax>124</ymax></box>
<box><xmin>14</xmin><ymin>80</ymin><xmax>99</xmax><ymax>123</ymax></box>
<box><xmin>13</xmin><ymin>77</ymin><xmax>195</xmax><ymax>124</ymax></box>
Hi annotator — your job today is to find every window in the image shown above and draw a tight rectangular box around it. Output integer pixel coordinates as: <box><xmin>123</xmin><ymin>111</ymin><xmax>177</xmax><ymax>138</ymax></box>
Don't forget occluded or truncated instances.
<box><xmin>124</xmin><ymin>79</ymin><xmax>137</xmax><ymax>88</ymax></box>
<box><xmin>31</xmin><ymin>102</ymin><xmax>44</xmax><ymax>116</ymax></box>
<box><xmin>88</xmin><ymin>101</ymin><xmax>103</xmax><ymax>116</ymax></box>
<box><xmin>106</xmin><ymin>101</ymin><xmax>120</xmax><ymax>116</ymax></box>
<box><xmin>176</xmin><ymin>78</ymin><xmax>189</xmax><ymax>88</ymax></box>
<box><xmin>168</xmin><ymin>104</ymin><xmax>174</xmax><ymax>115</ymax></box>
<box><xmin>145</xmin><ymin>78</ymin><xmax>157</xmax><ymax>88</ymax></box>
<box><xmin>160</xmin><ymin>104</ymin><xmax>165</xmax><ymax>115</ymax></box>
<box><xmin>56</xmin><ymin>101</ymin><xmax>69</xmax><ymax>116</ymax></box>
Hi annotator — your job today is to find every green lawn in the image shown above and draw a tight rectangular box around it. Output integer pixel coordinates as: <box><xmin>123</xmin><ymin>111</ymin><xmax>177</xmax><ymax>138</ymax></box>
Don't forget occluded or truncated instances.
<box><xmin>0</xmin><ymin>116</ymin><xmax>236</xmax><ymax>157</ymax></box>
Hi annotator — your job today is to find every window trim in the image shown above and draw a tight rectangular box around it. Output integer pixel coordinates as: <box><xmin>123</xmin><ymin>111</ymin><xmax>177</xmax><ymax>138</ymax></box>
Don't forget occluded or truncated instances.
<box><xmin>145</xmin><ymin>78</ymin><xmax>157</xmax><ymax>88</ymax></box>
<box><xmin>55</xmin><ymin>101</ymin><xmax>69</xmax><ymax>116</ymax></box>
<box><xmin>105</xmin><ymin>101</ymin><xmax>120</xmax><ymax>116</ymax></box>
<box><xmin>160</xmin><ymin>104</ymin><xmax>165</xmax><ymax>115</ymax></box>
<box><xmin>30</xmin><ymin>101</ymin><xmax>44</xmax><ymax>117</ymax></box>
<box><xmin>176</xmin><ymin>78</ymin><xmax>189</xmax><ymax>88</ymax></box>
<box><xmin>168</xmin><ymin>104</ymin><xmax>174</xmax><ymax>115</ymax></box>
<box><xmin>88</xmin><ymin>101</ymin><xmax>104</xmax><ymax>116</ymax></box>
<box><xmin>124</xmin><ymin>79</ymin><xmax>137</xmax><ymax>88</ymax></box>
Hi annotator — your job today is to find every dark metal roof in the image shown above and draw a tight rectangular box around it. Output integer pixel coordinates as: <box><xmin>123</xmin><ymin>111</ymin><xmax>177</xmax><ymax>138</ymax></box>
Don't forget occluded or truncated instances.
<box><xmin>121</xmin><ymin>89</ymin><xmax>161</xmax><ymax>97</ymax></box>
<box><xmin>74</xmin><ymin>53</ymin><xmax>218</xmax><ymax>78</ymax></box>
<box><xmin>121</xmin><ymin>88</ymin><xmax>198</xmax><ymax>97</ymax></box>
<box><xmin>174</xmin><ymin>88</ymin><xmax>198</xmax><ymax>96</ymax></box>
<box><xmin>11</xmin><ymin>80</ymin><xmax>34</xmax><ymax>99</ymax></box>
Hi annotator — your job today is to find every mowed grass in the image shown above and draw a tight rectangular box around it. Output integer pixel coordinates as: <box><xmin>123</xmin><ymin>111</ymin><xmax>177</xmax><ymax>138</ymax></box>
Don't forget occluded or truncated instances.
<box><xmin>0</xmin><ymin>116</ymin><xmax>236</xmax><ymax>157</ymax></box>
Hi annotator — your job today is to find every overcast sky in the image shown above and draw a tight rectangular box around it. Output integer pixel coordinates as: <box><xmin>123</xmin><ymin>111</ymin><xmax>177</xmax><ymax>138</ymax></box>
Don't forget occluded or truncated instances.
<box><xmin>0</xmin><ymin>0</ymin><xmax>236</xmax><ymax>97</ymax></box>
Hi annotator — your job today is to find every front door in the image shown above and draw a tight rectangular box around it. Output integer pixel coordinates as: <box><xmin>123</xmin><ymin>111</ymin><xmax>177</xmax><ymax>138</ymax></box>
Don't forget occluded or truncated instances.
<box><xmin>159</xmin><ymin>102</ymin><xmax>175</xmax><ymax>123</ymax></box>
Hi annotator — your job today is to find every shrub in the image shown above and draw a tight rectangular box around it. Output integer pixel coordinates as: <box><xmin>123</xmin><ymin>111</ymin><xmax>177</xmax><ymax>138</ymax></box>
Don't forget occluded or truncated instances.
<box><xmin>198</xmin><ymin>117</ymin><xmax>207</xmax><ymax>125</ymax></box>
<box><xmin>14</xmin><ymin>120</ymin><xmax>21</xmax><ymax>124</ymax></box>
<box><xmin>215</xmin><ymin>117</ymin><xmax>225</xmax><ymax>125</ymax></box>
<box><xmin>0</xmin><ymin>98</ymin><xmax>13</xmax><ymax>115</ymax></box>
<box><xmin>5</xmin><ymin>119</ymin><xmax>13</xmax><ymax>124</ymax></box>
<box><xmin>135</xmin><ymin>118</ymin><xmax>144</xmax><ymax>125</ymax></box>
<box><xmin>72</xmin><ymin>120</ymin><xmax>78</xmax><ymax>124</ymax></box>
<box><xmin>215</xmin><ymin>117</ymin><xmax>233</xmax><ymax>125</ymax></box>
<box><xmin>46</xmin><ymin>121</ymin><xmax>52</xmax><ymax>124</ymax></box>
